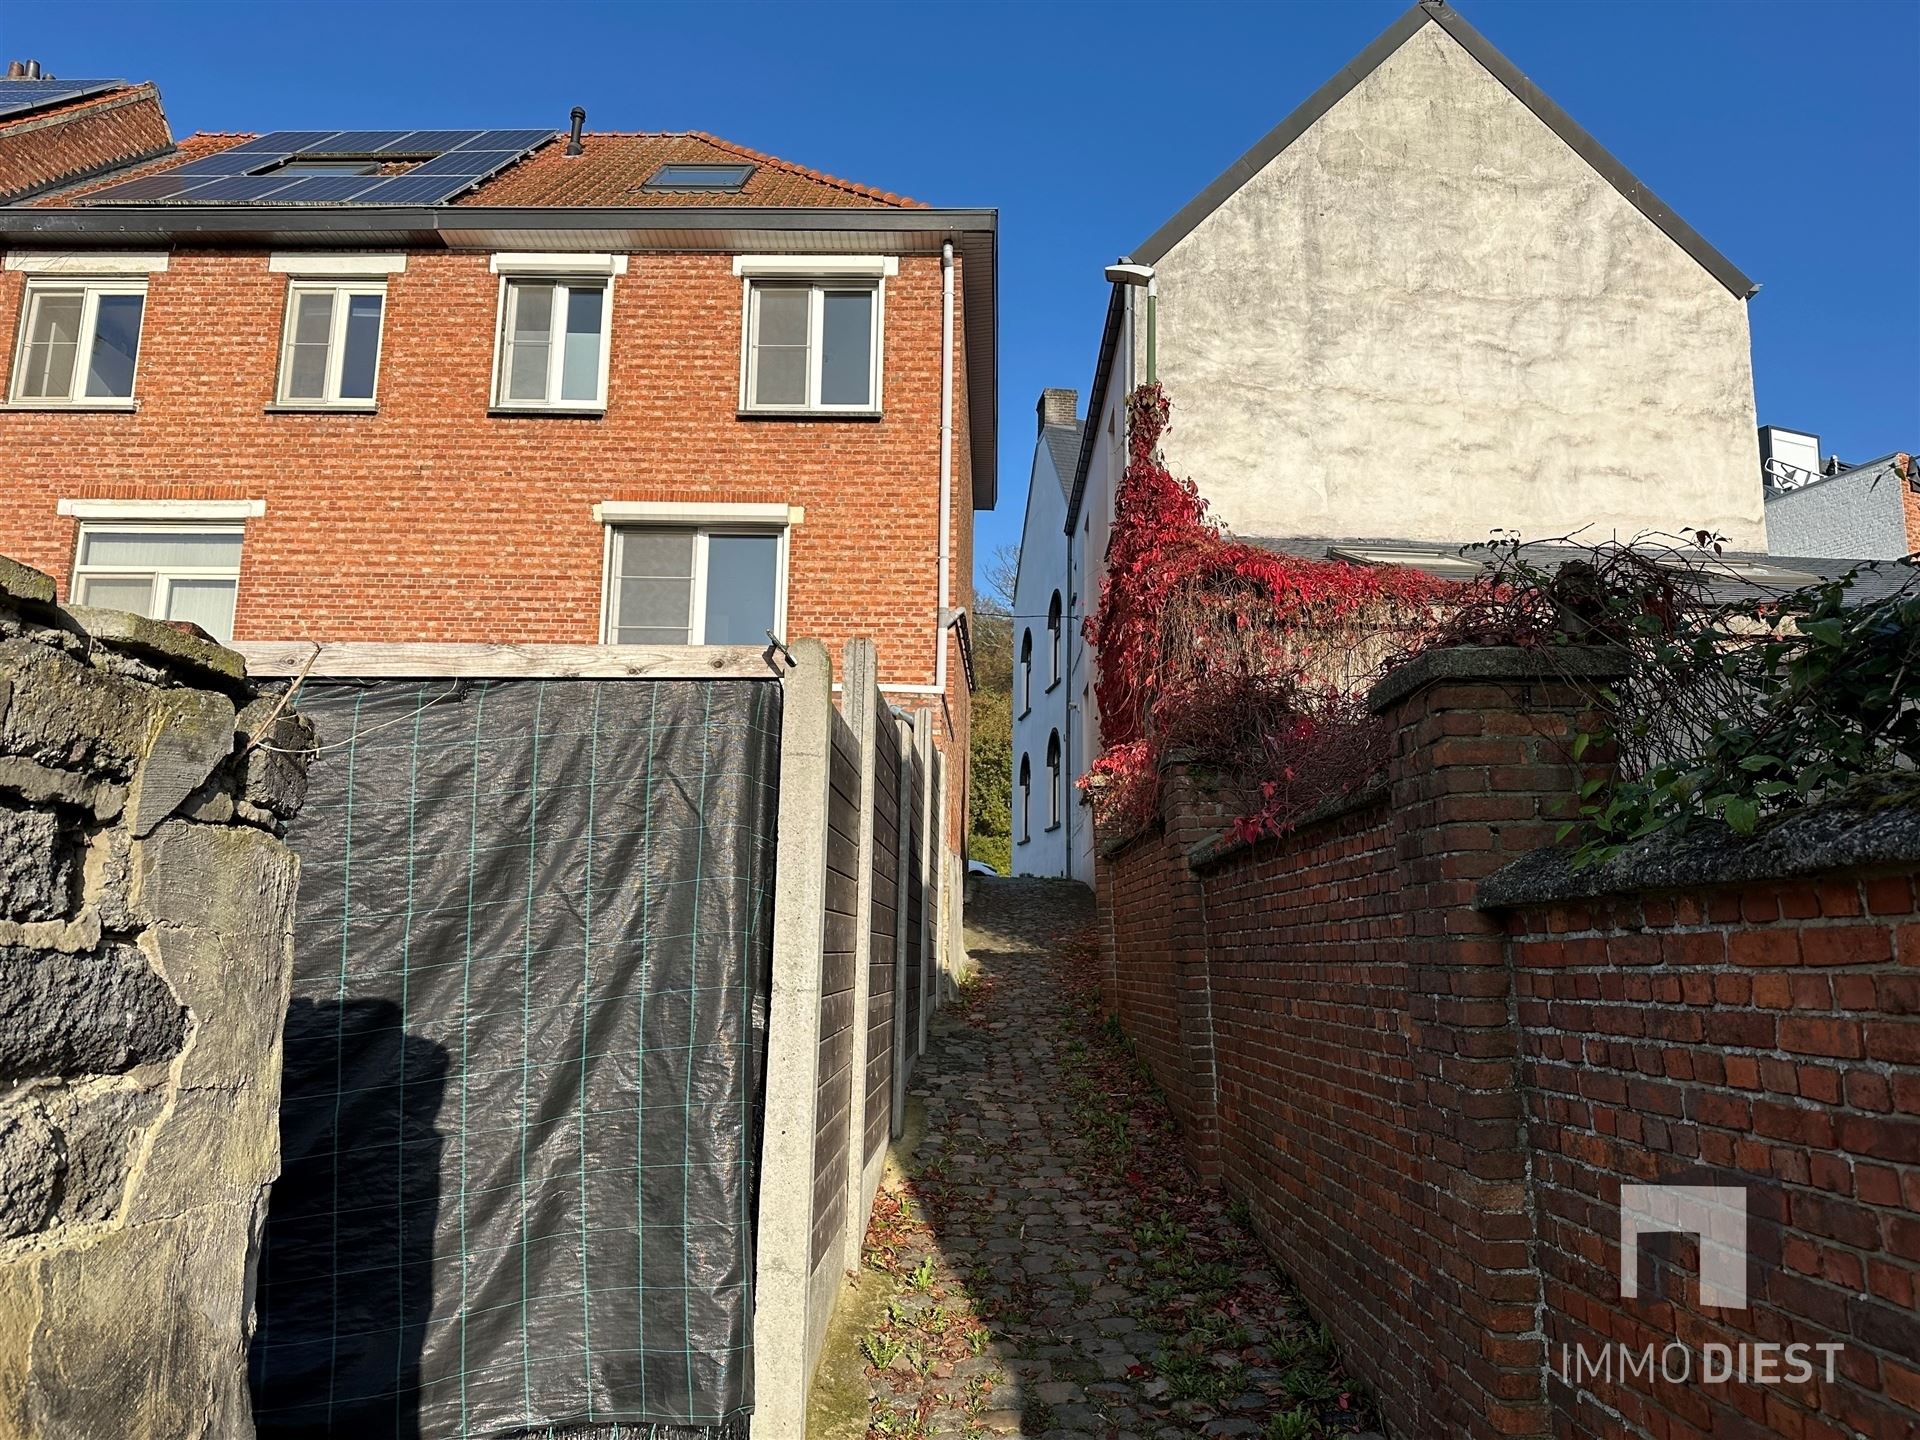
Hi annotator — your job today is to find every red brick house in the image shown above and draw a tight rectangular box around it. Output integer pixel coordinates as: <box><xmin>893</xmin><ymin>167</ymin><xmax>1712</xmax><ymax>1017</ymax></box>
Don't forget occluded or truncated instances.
<box><xmin>0</xmin><ymin>101</ymin><xmax>996</xmax><ymax>848</ymax></box>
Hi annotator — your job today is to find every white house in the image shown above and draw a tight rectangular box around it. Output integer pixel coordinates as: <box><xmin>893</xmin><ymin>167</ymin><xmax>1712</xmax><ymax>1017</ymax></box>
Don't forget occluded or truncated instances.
<box><xmin>1050</xmin><ymin>0</ymin><xmax>1770</xmax><ymax>884</ymax></box>
<box><xmin>1010</xmin><ymin>388</ymin><xmax>1080</xmax><ymax>877</ymax></box>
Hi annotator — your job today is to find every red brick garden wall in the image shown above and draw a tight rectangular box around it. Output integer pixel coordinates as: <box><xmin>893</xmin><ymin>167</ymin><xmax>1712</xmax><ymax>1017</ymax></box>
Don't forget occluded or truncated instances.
<box><xmin>1510</xmin><ymin>880</ymin><xmax>1919</xmax><ymax>1440</ymax></box>
<box><xmin>1094</xmin><ymin>650</ymin><xmax>1919</xmax><ymax>1440</ymax></box>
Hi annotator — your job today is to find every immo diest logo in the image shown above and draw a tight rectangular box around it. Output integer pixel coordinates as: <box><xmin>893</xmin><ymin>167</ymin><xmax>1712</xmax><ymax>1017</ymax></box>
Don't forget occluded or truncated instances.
<box><xmin>1556</xmin><ymin>1183</ymin><xmax>1846</xmax><ymax>1388</ymax></box>
<box><xmin>1620</xmin><ymin>1184</ymin><xmax>1748</xmax><ymax>1309</ymax></box>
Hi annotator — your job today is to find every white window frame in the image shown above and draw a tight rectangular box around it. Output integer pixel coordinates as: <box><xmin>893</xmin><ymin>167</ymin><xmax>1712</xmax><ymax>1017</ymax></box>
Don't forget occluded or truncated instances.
<box><xmin>69</xmin><ymin>519</ymin><xmax>245</xmax><ymax>641</ymax></box>
<box><xmin>274</xmin><ymin>280</ymin><xmax>388</xmax><ymax>408</ymax></box>
<box><xmin>1017</xmin><ymin>755</ymin><xmax>1031</xmax><ymax>845</ymax></box>
<box><xmin>489</xmin><ymin>273</ymin><xmax>615</xmax><ymax>413</ymax></box>
<box><xmin>599</xmin><ymin>522</ymin><xmax>790</xmax><ymax>646</ymax></box>
<box><xmin>8</xmin><ymin>278</ymin><xmax>149</xmax><ymax>406</ymax></box>
<box><xmin>738</xmin><ymin>278</ymin><xmax>885</xmax><ymax>415</ymax></box>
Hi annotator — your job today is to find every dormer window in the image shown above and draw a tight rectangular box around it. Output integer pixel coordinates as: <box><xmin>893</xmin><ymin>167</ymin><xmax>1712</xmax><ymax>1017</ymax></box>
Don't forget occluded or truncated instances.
<box><xmin>643</xmin><ymin>163</ymin><xmax>754</xmax><ymax>193</ymax></box>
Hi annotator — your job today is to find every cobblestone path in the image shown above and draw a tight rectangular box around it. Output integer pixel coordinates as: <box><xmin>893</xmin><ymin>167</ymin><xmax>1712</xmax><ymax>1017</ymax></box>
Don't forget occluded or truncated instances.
<box><xmin>816</xmin><ymin>877</ymin><xmax>1383</xmax><ymax>1440</ymax></box>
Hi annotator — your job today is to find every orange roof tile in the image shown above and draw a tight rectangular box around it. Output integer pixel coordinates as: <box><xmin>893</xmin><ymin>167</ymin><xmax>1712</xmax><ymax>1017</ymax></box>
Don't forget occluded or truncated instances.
<box><xmin>460</xmin><ymin>131</ymin><xmax>922</xmax><ymax>208</ymax></box>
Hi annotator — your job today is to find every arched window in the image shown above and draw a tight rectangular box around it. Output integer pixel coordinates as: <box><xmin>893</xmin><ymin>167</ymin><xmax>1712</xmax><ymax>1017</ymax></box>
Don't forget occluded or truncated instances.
<box><xmin>1047</xmin><ymin>591</ymin><xmax>1063</xmax><ymax>686</ymax></box>
<box><xmin>1016</xmin><ymin>754</ymin><xmax>1031</xmax><ymax>843</ymax></box>
<box><xmin>1046</xmin><ymin>730</ymin><xmax>1062</xmax><ymax>828</ymax></box>
<box><xmin>1018</xmin><ymin>629</ymin><xmax>1033</xmax><ymax>713</ymax></box>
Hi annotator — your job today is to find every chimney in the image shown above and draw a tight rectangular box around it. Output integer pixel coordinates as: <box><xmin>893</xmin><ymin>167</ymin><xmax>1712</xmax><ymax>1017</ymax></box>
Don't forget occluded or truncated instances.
<box><xmin>1036</xmin><ymin>387</ymin><xmax>1078</xmax><ymax>436</ymax></box>
<box><xmin>5</xmin><ymin>62</ymin><xmax>24</xmax><ymax>79</ymax></box>
<box><xmin>1758</xmin><ymin>425</ymin><xmax>1820</xmax><ymax>490</ymax></box>
<box><xmin>565</xmin><ymin>106</ymin><xmax>585</xmax><ymax>157</ymax></box>
<box><xmin>25</xmin><ymin>61</ymin><xmax>41</xmax><ymax>79</ymax></box>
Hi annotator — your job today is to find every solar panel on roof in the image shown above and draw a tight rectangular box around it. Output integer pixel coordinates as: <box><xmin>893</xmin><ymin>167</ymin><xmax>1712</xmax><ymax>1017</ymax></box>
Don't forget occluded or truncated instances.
<box><xmin>69</xmin><ymin>170</ymin><xmax>216</xmax><ymax>203</ymax></box>
<box><xmin>263</xmin><ymin>175</ymin><xmax>390</xmax><ymax>204</ymax></box>
<box><xmin>449</xmin><ymin>128</ymin><xmax>554</xmax><ymax>152</ymax></box>
<box><xmin>306</xmin><ymin>130</ymin><xmax>426</xmax><ymax>156</ymax></box>
<box><xmin>404</xmin><ymin>149</ymin><xmax>520</xmax><ymax>177</ymax></box>
<box><xmin>343</xmin><ymin>174</ymin><xmax>481</xmax><ymax>205</ymax></box>
<box><xmin>0</xmin><ymin>78</ymin><xmax>125</xmax><ymax>120</ymax></box>
<box><xmin>82</xmin><ymin>127</ymin><xmax>555</xmax><ymax>206</ymax></box>
<box><xmin>158</xmin><ymin>149</ymin><xmax>273</xmax><ymax>177</ymax></box>
<box><xmin>219</xmin><ymin>131</ymin><xmax>340</xmax><ymax>156</ymax></box>
<box><xmin>173</xmin><ymin>175</ymin><xmax>307</xmax><ymax>203</ymax></box>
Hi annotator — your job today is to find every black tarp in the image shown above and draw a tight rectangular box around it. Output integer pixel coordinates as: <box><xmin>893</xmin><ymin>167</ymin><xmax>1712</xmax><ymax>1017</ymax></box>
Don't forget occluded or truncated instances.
<box><xmin>250</xmin><ymin>678</ymin><xmax>780</xmax><ymax>1439</ymax></box>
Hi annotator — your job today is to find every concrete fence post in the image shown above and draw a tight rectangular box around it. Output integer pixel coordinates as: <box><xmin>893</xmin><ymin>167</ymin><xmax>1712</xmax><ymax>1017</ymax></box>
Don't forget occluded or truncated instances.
<box><xmin>839</xmin><ymin>641</ymin><xmax>880</xmax><ymax>1275</ymax></box>
<box><xmin>752</xmin><ymin>637</ymin><xmax>834</xmax><ymax>1433</ymax></box>
<box><xmin>890</xmin><ymin>714</ymin><xmax>914</xmax><ymax>1135</ymax></box>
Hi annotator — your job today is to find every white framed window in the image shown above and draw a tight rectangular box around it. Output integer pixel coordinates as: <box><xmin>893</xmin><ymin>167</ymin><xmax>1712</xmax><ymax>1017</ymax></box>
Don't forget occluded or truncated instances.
<box><xmin>492</xmin><ymin>275</ymin><xmax>612</xmax><ymax>411</ymax></box>
<box><xmin>741</xmin><ymin>279</ymin><xmax>882</xmax><ymax>413</ymax></box>
<box><xmin>70</xmin><ymin>522</ymin><xmax>244</xmax><ymax>642</ymax></box>
<box><xmin>9</xmin><ymin>279</ymin><xmax>147</xmax><ymax>404</ymax></box>
<box><xmin>1016</xmin><ymin>755</ymin><xmax>1031</xmax><ymax>844</ymax></box>
<box><xmin>603</xmin><ymin>525</ymin><xmax>787</xmax><ymax>646</ymax></box>
<box><xmin>1046</xmin><ymin>731</ymin><xmax>1062</xmax><ymax>829</ymax></box>
<box><xmin>276</xmin><ymin>281</ymin><xmax>386</xmax><ymax>406</ymax></box>
<box><xmin>1018</xmin><ymin>629</ymin><xmax>1033</xmax><ymax>716</ymax></box>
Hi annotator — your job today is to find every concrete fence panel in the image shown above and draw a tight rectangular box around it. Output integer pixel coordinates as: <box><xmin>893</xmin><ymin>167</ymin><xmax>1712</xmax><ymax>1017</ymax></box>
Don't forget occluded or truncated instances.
<box><xmin>913</xmin><ymin>712</ymin><xmax>935</xmax><ymax>1057</ymax></box>
<box><xmin>890</xmin><ymin>714</ymin><xmax>916</xmax><ymax>1137</ymax></box>
<box><xmin>901</xmin><ymin>720</ymin><xmax>927</xmax><ymax>1078</ymax></box>
<box><xmin>839</xmin><ymin>643</ymin><xmax>892</xmax><ymax>1246</ymax></box>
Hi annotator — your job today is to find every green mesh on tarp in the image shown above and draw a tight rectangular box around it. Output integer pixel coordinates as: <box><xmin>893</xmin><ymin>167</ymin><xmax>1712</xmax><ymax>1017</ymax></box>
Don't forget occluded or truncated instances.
<box><xmin>250</xmin><ymin>678</ymin><xmax>779</xmax><ymax>1439</ymax></box>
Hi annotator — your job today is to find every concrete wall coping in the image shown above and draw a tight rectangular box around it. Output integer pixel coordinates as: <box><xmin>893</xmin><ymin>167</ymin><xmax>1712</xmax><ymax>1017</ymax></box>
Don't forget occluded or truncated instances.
<box><xmin>1366</xmin><ymin>643</ymin><xmax>1628</xmax><ymax>715</ymax></box>
<box><xmin>1479</xmin><ymin>780</ymin><xmax>1920</xmax><ymax>909</ymax></box>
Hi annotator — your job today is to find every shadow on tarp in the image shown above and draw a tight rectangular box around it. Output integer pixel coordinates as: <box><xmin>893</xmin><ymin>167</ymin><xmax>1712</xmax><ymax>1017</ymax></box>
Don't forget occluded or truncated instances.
<box><xmin>251</xmin><ymin>997</ymin><xmax>447</xmax><ymax>1439</ymax></box>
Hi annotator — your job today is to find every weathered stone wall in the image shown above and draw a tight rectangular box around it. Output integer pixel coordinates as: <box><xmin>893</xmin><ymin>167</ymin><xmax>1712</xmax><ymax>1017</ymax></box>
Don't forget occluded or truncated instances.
<box><xmin>0</xmin><ymin>555</ymin><xmax>310</xmax><ymax>1440</ymax></box>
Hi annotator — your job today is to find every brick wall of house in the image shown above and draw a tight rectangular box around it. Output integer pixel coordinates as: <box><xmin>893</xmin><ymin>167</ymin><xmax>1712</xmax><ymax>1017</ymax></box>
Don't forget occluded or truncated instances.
<box><xmin>1095</xmin><ymin>651</ymin><xmax>1919</xmax><ymax>1440</ymax></box>
<box><xmin>0</xmin><ymin>247</ymin><xmax>974</xmax><ymax>842</ymax></box>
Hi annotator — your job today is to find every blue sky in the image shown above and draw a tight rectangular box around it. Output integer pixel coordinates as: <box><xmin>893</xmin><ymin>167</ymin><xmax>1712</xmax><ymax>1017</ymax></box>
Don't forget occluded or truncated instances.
<box><xmin>9</xmin><ymin>0</ymin><xmax>1916</xmax><ymax>590</ymax></box>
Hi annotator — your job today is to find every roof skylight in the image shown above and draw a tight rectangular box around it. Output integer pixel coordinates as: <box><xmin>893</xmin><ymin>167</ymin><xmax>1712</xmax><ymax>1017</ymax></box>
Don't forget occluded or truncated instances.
<box><xmin>642</xmin><ymin>163</ymin><xmax>755</xmax><ymax>193</ymax></box>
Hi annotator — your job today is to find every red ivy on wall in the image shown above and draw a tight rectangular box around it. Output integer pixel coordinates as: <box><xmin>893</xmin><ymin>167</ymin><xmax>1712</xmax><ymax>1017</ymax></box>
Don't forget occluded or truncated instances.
<box><xmin>1082</xmin><ymin>384</ymin><xmax>1451</xmax><ymax>842</ymax></box>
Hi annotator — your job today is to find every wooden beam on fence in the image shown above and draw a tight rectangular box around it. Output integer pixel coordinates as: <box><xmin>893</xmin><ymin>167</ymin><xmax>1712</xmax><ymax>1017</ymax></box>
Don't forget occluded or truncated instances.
<box><xmin>234</xmin><ymin>640</ymin><xmax>778</xmax><ymax>680</ymax></box>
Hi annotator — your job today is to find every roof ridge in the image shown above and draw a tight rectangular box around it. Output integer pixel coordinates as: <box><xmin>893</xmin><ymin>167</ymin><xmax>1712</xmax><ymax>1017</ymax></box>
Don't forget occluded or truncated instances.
<box><xmin>1131</xmin><ymin>1</ymin><xmax>1752</xmax><ymax>297</ymax></box>
<box><xmin>687</xmin><ymin>129</ymin><xmax>923</xmax><ymax>208</ymax></box>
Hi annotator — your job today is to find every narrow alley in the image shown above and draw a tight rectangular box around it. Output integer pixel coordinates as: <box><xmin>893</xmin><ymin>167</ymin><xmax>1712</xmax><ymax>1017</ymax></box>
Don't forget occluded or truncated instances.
<box><xmin>810</xmin><ymin>879</ymin><xmax>1383</xmax><ymax>1440</ymax></box>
